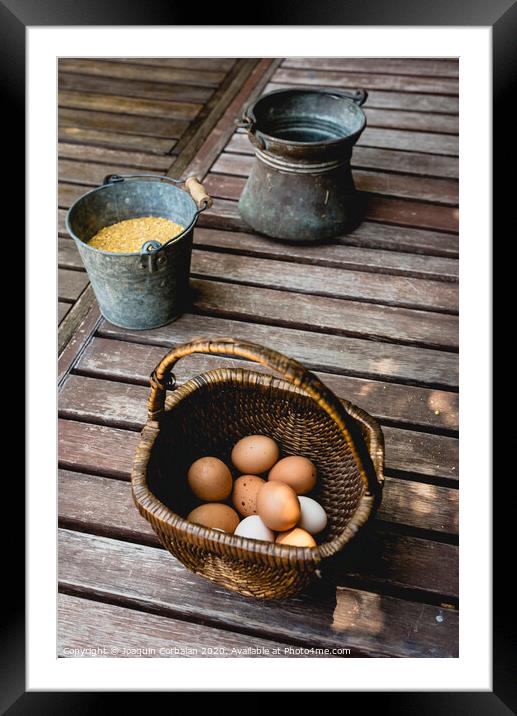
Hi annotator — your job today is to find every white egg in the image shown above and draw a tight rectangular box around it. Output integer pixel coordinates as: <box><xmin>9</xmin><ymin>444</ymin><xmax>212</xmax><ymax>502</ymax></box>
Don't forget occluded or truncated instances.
<box><xmin>234</xmin><ymin>515</ymin><xmax>275</xmax><ymax>542</ymax></box>
<box><xmin>297</xmin><ymin>497</ymin><xmax>328</xmax><ymax>534</ymax></box>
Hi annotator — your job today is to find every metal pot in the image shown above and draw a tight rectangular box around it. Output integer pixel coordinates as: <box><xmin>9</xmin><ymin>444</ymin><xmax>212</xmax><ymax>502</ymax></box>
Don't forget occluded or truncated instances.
<box><xmin>237</xmin><ymin>87</ymin><xmax>368</xmax><ymax>242</ymax></box>
<box><xmin>66</xmin><ymin>174</ymin><xmax>212</xmax><ymax>330</ymax></box>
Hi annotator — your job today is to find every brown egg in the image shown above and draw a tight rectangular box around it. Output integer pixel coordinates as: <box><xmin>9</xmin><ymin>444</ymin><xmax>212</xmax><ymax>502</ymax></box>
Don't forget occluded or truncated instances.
<box><xmin>187</xmin><ymin>456</ymin><xmax>232</xmax><ymax>501</ymax></box>
<box><xmin>187</xmin><ymin>503</ymin><xmax>240</xmax><ymax>533</ymax></box>
<box><xmin>231</xmin><ymin>435</ymin><xmax>279</xmax><ymax>475</ymax></box>
<box><xmin>232</xmin><ymin>475</ymin><xmax>266</xmax><ymax>517</ymax></box>
<box><xmin>268</xmin><ymin>455</ymin><xmax>317</xmax><ymax>495</ymax></box>
<box><xmin>276</xmin><ymin>527</ymin><xmax>317</xmax><ymax>548</ymax></box>
<box><xmin>256</xmin><ymin>481</ymin><xmax>300</xmax><ymax>532</ymax></box>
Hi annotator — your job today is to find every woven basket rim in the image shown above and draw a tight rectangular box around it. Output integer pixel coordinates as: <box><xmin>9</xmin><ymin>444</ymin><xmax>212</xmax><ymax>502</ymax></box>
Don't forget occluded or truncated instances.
<box><xmin>131</xmin><ymin>367</ymin><xmax>384</xmax><ymax>567</ymax></box>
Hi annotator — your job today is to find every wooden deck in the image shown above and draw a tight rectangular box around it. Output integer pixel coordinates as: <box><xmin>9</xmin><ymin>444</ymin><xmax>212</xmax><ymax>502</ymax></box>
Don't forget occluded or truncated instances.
<box><xmin>58</xmin><ymin>57</ymin><xmax>459</xmax><ymax>658</ymax></box>
<box><xmin>58</xmin><ymin>57</ymin><xmax>258</xmax><ymax>352</ymax></box>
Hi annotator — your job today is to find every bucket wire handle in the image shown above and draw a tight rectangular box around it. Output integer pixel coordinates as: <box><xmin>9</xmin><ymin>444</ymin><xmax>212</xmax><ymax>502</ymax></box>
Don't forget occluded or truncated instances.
<box><xmin>147</xmin><ymin>337</ymin><xmax>383</xmax><ymax>498</ymax></box>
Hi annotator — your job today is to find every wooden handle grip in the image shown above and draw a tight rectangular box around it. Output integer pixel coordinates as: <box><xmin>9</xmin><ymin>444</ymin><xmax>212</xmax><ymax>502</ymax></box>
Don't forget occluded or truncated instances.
<box><xmin>147</xmin><ymin>337</ymin><xmax>380</xmax><ymax>495</ymax></box>
<box><xmin>185</xmin><ymin>176</ymin><xmax>213</xmax><ymax>209</ymax></box>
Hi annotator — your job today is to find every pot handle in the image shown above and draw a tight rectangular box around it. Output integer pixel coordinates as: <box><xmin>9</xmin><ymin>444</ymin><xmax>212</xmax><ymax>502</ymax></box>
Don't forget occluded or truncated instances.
<box><xmin>324</xmin><ymin>88</ymin><xmax>368</xmax><ymax>106</ymax></box>
<box><xmin>102</xmin><ymin>173</ymin><xmax>213</xmax><ymax>210</ymax></box>
<box><xmin>147</xmin><ymin>337</ymin><xmax>384</xmax><ymax>498</ymax></box>
<box><xmin>234</xmin><ymin>113</ymin><xmax>266</xmax><ymax>150</ymax></box>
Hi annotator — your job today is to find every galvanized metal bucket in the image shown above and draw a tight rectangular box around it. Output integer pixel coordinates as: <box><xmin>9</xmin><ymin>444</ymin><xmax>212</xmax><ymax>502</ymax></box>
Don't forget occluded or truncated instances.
<box><xmin>66</xmin><ymin>174</ymin><xmax>212</xmax><ymax>330</ymax></box>
<box><xmin>237</xmin><ymin>87</ymin><xmax>368</xmax><ymax>242</ymax></box>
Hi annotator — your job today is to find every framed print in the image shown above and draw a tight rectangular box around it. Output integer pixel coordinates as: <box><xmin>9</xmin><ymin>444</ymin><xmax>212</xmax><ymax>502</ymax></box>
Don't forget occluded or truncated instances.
<box><xmin>6</xmin><ymin>0</ymin><xmax>509</xmax><ymax>707</ymax></box>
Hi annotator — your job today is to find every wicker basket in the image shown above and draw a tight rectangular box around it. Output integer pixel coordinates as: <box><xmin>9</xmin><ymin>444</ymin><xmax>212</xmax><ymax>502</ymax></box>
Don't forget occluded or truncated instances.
<box><xmin>132</xmin><ymin>338</ymin><xmax>384</xmax><ymax>600</ymax></box>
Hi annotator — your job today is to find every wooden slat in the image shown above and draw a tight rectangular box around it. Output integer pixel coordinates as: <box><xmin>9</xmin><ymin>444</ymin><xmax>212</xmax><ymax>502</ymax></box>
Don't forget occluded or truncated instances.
<box><xmin>59</xmin><ymin>108</ymin><xmax>188</xmax><ymax>140</ymax></box>
<box><xmin>98</xmin><ymin>313</ymin><xmax>458</xmax><ymax>389</ymax></box>
<box><xmin>77</xmin><ymin>336</ymin><xmax>460</xmax><ymax>432</ymax></box>
<box><xmin>58</xmin><ymin>429</ymin><xmax>457</xmax><ymax>533</ymax></box>
<box><xmin>59</xmin><ymin>59</ymin><xmax>226</xmax><ymax>88</ymax></box>
<box><xmin>281</xmin><ymin>58</ymin><xmax>459</xmax><ymax>79</ymax></box>
<box><xmin>214</xmin><ymin>145</ymin><xmax>459</xmax><ymax>180</ymax></box>
<box><xmin>204</xmin><ymin>169</ymin><xmax>458</xmax><ymax>207</ymax></box>
<box><xmin>55</xmin><ymin>240</ymin><xmax>458</xmax><ymax>313</ymax></box>
<box><xmin>58</xmin><ymin>238</ymin><xmax>83</xmax><ymax>270</ymax></box>
<box><xmin>199</xmin><ymin>195</ymin><xmax>458</xmax><ymax>235</ymax></box>
<box><xmin>58</xmin><ymin>143</ymin><xmax>172</xmax><ymax>171</ymax></box>
<box><xmin>58</xmin><ymin>268</ymin><xmax>89</xmax><ymax>303</ymax></box>
<box><xmin>58</xmin><ymin>529</ymin><xmax>458</xmax><ymax>656</ymax></box>
<box><xmin>59</xmin><ymin>90</ymin><xmax>201</xmax><ymax>121</ymax></box>
<box><xmin>193</xmin><ymin>228</ymin><xmax>459</xmax><ymax>282</ymax></box>
<box><xmin>190</xmin><ymin>278</ymin><xmax>458</xmax><ymax>350</ymax></box>
<box><xmin>266</xmin><ymin>82</ymin><xmax>459</xmax><ymax>114</ymax></box>
<box><xmin>59</xmin><ymin>182</ymin><xmax>93</xmax><ymax>208</ymax></box>
<box><xmin>58</xmin><ymin>302</ymin><xmax>71</xmax><ymax>324</ymax></box>
<box><xmin>58</xmin><ymin>404</ymin><xmax>457</xmax><ymax>482</ymax></box>
<box><xmin>57</xmin><ymin>475</ymin><xmax>458</xmax><ymax>596</ymax></box>
<box><xmin>59</xmin><ymin>159</ymin><xmax>161</xmax><ymax>186</ymax></box>
<box><xmin>273</xmin><ymin>68</ymin><xmax>459</xmax><ymax>96</ymax></box>
<box><xmin>229</xmin><ymin>126</ymin><xmax>459</xmax><ymax>158</ymax></box>
<box><xmin>59</xmin><ymin>126</ymin><xmax>176</xmax><ymax>155</ymax></box>
<box><xmin>116</xmin><ymin>58</ymin><xmax>236</xmax><ymax>71</ymax></box>
<box><xmin>335</xmin><ymin>222</ymin><xmax>458</xmax><ymax>258</ymax></box>
<box><xmin>57</xmin><ymin>205</ymin><xmax>459</xmax><ymax>258</ymax></box>
<box><xmin>189</xmin><ymin>250</ymin><xmax>458</xmax><ymax>313</ymax></box>
<box><xmin>59</xmin><ymin>207</ymin><xmax>458</xmax><ymax>285</ymax></box>
<box><xmin>58</xmin><ymin>593</ymin><xmax>302</xmax><ymax>658</ymax></box>
<box><xmin>75</xmin><ymin>337</ymin><xmax>459</xmax><ymax>432</ymax></box>
<box><xmin>59</xmin><ymin>71</ymin><xmax>214</xmax><ymax>104</ymax></box>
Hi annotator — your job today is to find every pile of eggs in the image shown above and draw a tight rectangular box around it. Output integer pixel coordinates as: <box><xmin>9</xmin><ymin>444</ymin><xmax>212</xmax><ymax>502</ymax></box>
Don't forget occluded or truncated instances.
<box><xmin>186</xmin><ymin>435</ymin><xmax>328</xmax><ymax>547</ymax></box>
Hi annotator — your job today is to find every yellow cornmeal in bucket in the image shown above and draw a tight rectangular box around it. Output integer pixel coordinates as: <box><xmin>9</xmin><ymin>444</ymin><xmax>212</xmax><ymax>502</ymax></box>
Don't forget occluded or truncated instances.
<box><xmin>88</xmin><ymin>216</ymin><xmax>184</xmax><ymax>253</ymax></box>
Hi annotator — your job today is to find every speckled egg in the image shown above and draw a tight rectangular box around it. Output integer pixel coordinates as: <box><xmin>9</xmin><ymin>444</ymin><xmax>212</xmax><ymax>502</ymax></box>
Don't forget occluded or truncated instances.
<box><xmin>232</xmin><ymin>475</ymin><xmax>266</xmax><ymax>517</ymax></box>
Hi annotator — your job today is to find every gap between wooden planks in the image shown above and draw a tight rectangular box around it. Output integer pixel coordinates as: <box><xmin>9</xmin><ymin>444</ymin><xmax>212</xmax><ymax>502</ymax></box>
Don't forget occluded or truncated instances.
<box><xmin>95</xmin><ymin>313</ymin><xmax>458</xmax><ymax>391</ymax></box>
<box><xmin>57</xmin><ymin>462</ymin><xmax>458</xmax><ymax>596</ymax></box>
<box><xmin>69</xmin><ymin>336</ymin><xmax>458</xmax><ymax>434</ymax></box>
<box><xmin>58</xmin><ymin>530</ymin><xmax>458</xmax><ymax>658</ymax></box>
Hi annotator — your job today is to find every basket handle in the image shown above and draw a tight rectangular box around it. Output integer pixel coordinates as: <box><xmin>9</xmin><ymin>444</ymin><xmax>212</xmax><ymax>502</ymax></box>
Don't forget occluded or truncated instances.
<box><xmin>148</xmin><ymin>337</ymin><xmax>381</xmax><ymax>496</ymax></box>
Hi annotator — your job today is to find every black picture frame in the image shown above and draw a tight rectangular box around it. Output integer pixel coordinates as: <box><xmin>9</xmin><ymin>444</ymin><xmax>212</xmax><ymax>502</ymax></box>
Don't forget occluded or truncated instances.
<box><xmin>5</xmin><ymin>0</ymin><xmax>509</xmax><ymax>709</ymax></box>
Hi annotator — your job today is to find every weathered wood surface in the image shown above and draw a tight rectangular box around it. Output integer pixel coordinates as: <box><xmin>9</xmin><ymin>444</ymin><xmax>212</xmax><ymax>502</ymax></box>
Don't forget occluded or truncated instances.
<box><xmin>281</xmin><ymin>58</ymin><xmax>459</xmax><ymax>78</ymax></box>
<box><xmin>58</xmin><ymin>268</ymin><xmax>89</xmax><ymax>303</ymax></box>
<box><xmin>59</xmin><ymin>127</ymin><xmax>176</xmax><ymax>154</ymax></box>
<box><xmin>74</xmin><ymin>337</ymin><xmax>459</xmax><ymax>432</ymax></box>
<box><xmin>58</xmin><ymin>57</ymin><xmax>244</xmax><ymax>356</ymax></box>
<box><xmin>58</xmin><ymin>412</ymin><xmax>458</xmax><ymax>483</ymax></box>
<box><xmin>60</xmin><ymin>227</ymin><xmax>459</xmax><ymax>282</ymax></box>
<box><xmin>97</xmin><ymin>313</ymin><xmax>458</xmax><ymax>389</ymax></box>
<box><xmin>59</xmin><ymin>529</ymin><xmax>458</xmax><ymax>657</ymax></box>
<box><xmin>214</xmin><ymin>145</ymin><xmax>459</xmax><ymax>180</ymax></box>
<box><xmin>58</xmin><ymin>143</ymin><xmax>172</xmax><ymax>171</ymax></box>
<box><xmin>59</xmin><ymin>91</ymin><xmax>202</xmax><ymax>121</ymax></box>
<box><xmin>58</xmin><ymin>469</ymin><xmax>458</xmax><ymax>599</ymax></box>
<box><xmin>273</xmin><ymin>67</ymin><xmax>458</xmax><ymax>95</ymax></box>
<box><xmin>205</xmin><ymin>168</ymin><xmax>459</xmax><ymax>206</ymax></box>
<box><xmin>59</xmin><ymin>59</ymin><xmax>227</xmax><ymax>88</ymax></box>
<box><xmin>197</xmin><ymin>195</ymin><xmax>458</xmax><ymax>235</ymax></box>
<box><xmin>58</xmin><ymin>58</ymin><xmax>459</xmax><ymax>658</ymax></box>
<box><xmin>58</xmin><ymin>593</ymin><xmax>305</xmax><ymax>658</ymax></box>
<box><xmin>230</xmin><ymin>124</ymin><xmax>458</xmax><ymax>158</ymax></box>
<box><xmin>58</xmin><ymin>302</ymin><xmax>70</xmax><ymax>324</ymax></box>
<box><xmin>59</xmin><ymin>458</ymin><xmax>457</xmax><ymax>538</ymax></box>
<box><xmin>59</xmin><ymin>72</ymin><xmax>215</xmax><ymax>104</ymax></box>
